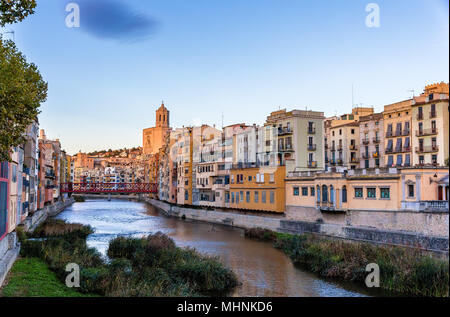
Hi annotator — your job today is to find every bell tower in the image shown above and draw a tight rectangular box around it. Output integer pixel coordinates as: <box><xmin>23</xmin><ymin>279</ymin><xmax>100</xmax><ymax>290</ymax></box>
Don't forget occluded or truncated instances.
<box><xmin>156</xmin><ymin>101</ymin><xmax>169</xmax><ymax>128</ymax></box>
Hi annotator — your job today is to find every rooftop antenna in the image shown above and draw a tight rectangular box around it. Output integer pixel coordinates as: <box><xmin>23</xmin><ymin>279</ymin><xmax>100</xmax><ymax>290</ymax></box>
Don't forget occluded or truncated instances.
<box><xmin>407</xmin><ymin>89</ymin><xmax>415</xmax><ymax>99</ymax></box>
<box><xmin>221</xmin><ymin>112</ymin><xmax>224</xmax><ymax>130</ymax></box>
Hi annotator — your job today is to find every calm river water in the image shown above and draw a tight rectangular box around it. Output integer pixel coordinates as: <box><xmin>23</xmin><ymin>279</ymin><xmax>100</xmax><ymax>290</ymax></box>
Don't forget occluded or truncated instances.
<box><xmin>56</xmin><ymin>198</ymin><xmax>374</xmax><ymax>297</ymax></box>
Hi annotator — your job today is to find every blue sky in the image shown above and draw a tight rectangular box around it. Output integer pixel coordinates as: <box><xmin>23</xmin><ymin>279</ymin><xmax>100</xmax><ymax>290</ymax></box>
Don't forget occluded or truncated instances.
<box><xmin>2</xmin><ymin>0</ymin><xmax>448</xmax><ymax>154</ymax></box>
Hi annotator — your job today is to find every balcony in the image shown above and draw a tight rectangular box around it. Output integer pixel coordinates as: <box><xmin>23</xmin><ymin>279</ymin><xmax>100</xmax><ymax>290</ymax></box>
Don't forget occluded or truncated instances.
<box><xmin>417</xmin><ymin>113</ymin><xmax>424</xmax><ymax>120</ymax></box>
<box><xmin>385</xmin><ymin>147</ymin><xmax>393</xmax><ymax>154</ymax></box>
<box><xmin>386</xmin><ymin>130</ymin><xmax>393</xmax><ymax>138</ymax></box>
<box><xmin>329</xmin><ymin>160</ymin><xmax>336</xmax><ymax>166</ymax></box>
<box><xmin>307</xmin><ymin>161</ymin><xmax>317</xmax><ymax>168</ymax></box>
<box><xmin>277</xmin><ymin>127</ymin><xmax>292</xmax><ymax>135</ymax></box>
<box><xmin>402</xmin><ymin>129</ymin><xmax>410</xmax><ymax>136</ymax></box>
<box><xmin>349</xmin><ymin>144</ymin><xmax>357</xmax><ymax>150</ymax></box>
<box><xmin>416</xmin><ymin>128</ymin><xmax>438</xmax><ymax>137</ymax></box>
<box><xmin>403</xmin><ymin>146</ymin><xmax>411</xmax><ymax>152</ymax></box>
<box><xmin>350</xmin><ymin>157</ymin><xmax>359</xmax><ymax>164</ymax></box>
<box><xmin>337</xmin><ymin>159</ymin><xmax>343</xmax><ymax>165</ymax></box>
<box><xmin>372</xmin><ymin>137</ymin><xmax>381</xmax><ymax>144</ymax></box>
<box><xmin>361</xmin><ymin>153</ymin><xmax>370</xmax><ymax>159</ymax></box>
<box><xmin>337</xmin><ymin>145</ymin><xmax>343</xmax><ymax>152</ymax></box>
<box><xmin>429</xmin><ymin>111</ymin><xmax>437</xmax><ymax>119</ymax></box>
<box><xmin>372</xmin><ymin>151</ymin><xmax>380</xmax><ymax>158</ymax></box>
<box><xmin>279</xmin><ymin>144</ymin><xmax>294</xmax><ymax>152</ymax></box>
<box><xmin>308</xmin><ymin>127</ymin><xmax>316</xmax><ymax>135</ymax></box>
<box><xmin>415</xmin><ymin>145</ymin><xmax>439</xmax><ymax>153</ymax></box>
<box><xmin>402</xmin><ymin>200</ymin><xmax>449</xmax><ymax>212</ymax></box>
<box><xmin>362</xmin><ymin>139</ymin><xmax>370</xmax><ymax>145</ymax></box>
<box><xmin>330</xmin><ymin>146</ymin><xmax>336</xmax><ymax>152</ymax></box>
<box><xmin>307</xmin><ymin>144</ymin><xmax>317</xmax><ymax>151</ymax></box>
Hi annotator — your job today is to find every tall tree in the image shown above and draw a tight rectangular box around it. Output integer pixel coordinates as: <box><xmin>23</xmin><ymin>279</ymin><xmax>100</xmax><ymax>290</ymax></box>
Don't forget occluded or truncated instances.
<box><xmin>0</xmin><ymin>0</ymin><xmax>36</xmax><ymax>26</ymax></box>
<box><xmin>0</xmin><ymin>37</ymin><xmax>48</xmax><ymax>161</ymax></box>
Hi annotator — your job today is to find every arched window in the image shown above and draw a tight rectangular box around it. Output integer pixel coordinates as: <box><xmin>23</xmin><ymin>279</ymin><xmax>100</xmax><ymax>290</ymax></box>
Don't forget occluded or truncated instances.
<box><xmin>317</xmin><ymin>185</ymin><xmax>321</xmax><ymax>203</ymax></box>
<box><xmin>330</xmin><ymin>185</ymin><xmax>334</xmax><ymax>203</ymax></box>
<box><xmin>322</xmin><ymin>185</ymin><xmax>328</xmax><ymax>202</ymax></box>
<box><xmin>342</xmin><ymin>186</ymin><xmax>347</xmax><ymax>203</ymax></box>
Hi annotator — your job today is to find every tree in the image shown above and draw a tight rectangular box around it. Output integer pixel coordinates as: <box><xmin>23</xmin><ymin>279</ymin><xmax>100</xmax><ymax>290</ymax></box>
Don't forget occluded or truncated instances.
<box><xmin>0</xmin><ymin>0</ymin><xmax>36</xmax><ymax>27</ymax></box>
<box><xmin>0</xmin><ymin>37</ymin><xmax>48</xmax><ymax>161</ymax></box>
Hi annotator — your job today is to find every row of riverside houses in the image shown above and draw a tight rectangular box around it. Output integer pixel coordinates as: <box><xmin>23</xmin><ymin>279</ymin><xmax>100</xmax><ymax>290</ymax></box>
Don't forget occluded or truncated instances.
<box><xmin>0</xmin><ymin>126</ymin><xmax>71</xmax><ymax>286</ymax></box>
<box><xmin>142</xmin><ymin>83</ymin><xmax>449</xmax><ymax>247</ymax></box>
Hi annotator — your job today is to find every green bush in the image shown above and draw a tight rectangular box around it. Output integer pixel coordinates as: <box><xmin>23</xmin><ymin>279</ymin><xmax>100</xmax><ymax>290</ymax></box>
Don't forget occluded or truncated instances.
<box><xmin>73</xmin><ymin>195</ymin><xmax>85</xmax><ymax>202</ymax></box>
<box><xmin>245</xmin><ymin>228</ymin><xmax>449</xmax><ymax>297</ymax></box>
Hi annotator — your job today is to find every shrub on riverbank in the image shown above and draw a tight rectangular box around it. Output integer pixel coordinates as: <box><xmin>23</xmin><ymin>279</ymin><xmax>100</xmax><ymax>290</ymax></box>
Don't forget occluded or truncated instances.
<box><xmin>107</xmin><ymin>233</ymin><xmax>239</xmax><ymax>296</ymax></box>
<box><xmin>245</xmin><ymin>228</ymin><xmax>449</xmax><ymax>297</ymax></box>
<box><xmin>73</xmin><ymin>195</ymin><xmax>85</xmax><ymax>202</ymax></box>
<box><xmin>19</xmin><ymin>220</ymin><xmax>238</xmax><ymax>297</ymax></box>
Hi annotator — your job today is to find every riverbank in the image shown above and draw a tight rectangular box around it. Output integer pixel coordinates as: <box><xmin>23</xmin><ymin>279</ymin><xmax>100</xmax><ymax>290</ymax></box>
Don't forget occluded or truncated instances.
<box><xmin>245</xmin><ymin>228</ymin><xmax>449</xmax><ymax>297</ymax></box>
<box><xmin>144</xmin><ymin>198</ymin><xmax>449</xmax><ymax>257</ymax></box>
<box><xmin>0</xmin><ymin>197</ymin><xmax>75</xmax><ymax>287</ymax></box>
<box><xmin>9</xmin><ymin>219</ymin><xmax>239</xmax><ymax>297</ymax></box>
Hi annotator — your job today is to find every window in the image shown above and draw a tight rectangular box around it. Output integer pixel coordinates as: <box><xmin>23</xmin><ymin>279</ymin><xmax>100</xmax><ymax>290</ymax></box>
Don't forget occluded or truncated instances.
<box><xmin>293</xmin><ymin>187</ymin><xmax>299</xmax><ymax>196</ymax></box>
<box><xmin>342</xmin><ymin>186</ymin><xmax>347</xmax><ymax>203</ymax></box>
<box><xmin>322</xmin><ymin>185</ymin><xmax>328</xmax><ymax>202</ymax></box>
<box><xmin>270</xmin><ymin>191</ymin><xmax>275</xmax><ymax>204</ymax></box>
<box><xmin>240</xmin><ymin>191</ymin><xmax>244</xmax><ymax>202</ymax></box>
<box><xmin>432</xmin><ymin>155</ymin><xmax>437</xmax><ymax>165</ymax></box>
<box><xmin>380</xmin><ymin>188</ymin><xmax>390</xmax><ymax>199</ymax></box>
<box><xmin>225</xmin><ymin>192</ymin><xmax>230</xmax><ymax>203</ymax></box>
<box><xmin>269</xmin><ymin>174</ymin><xmax>274</xmax><ymax>183</ymax></box>
<box><xmin>302</xmin><ymin>187</ymin><xmax>308</xmax><ymax>196</ymax></box>
<box><xmin>262</xmin><ymin>191</ymin><xmax>267</xmax><ymax>203</ymax></box>
<box><xmin>419</xmin><ymin>156</ymin><xmax>424</xmax><ymax>165</ymax></box>
<box><xmin>246</xmin><ymin>191</ymin><xmax>250</xmax><ymax>203</ymax></box>
<box><xmin>0</xmin><ymin>182</ymin><xmax>7</xmax><ymax>238</ymax></box>
<box><xmin>310</xmin><ymin>187</ymin><xmax>315</xmax><ymax>196</ymax></box>
<box><xmin>255</xmin><ymin>191</ymin><xmax>259</xmax><ymax>203</ymax></box>
<box><xmin>354</xmin><ymin>187</ymin><xmax>363</xmax><ymax>198</ymax></box>
<box><xmin>260</xmin><ymin>174</ymin><xmax>265</xmax><ymax>183</ymax></box>
<box><xmin>231</xmin><ymin>192</ymin><xmax>235</xmax><ymax>203</ymax></box>
<box><xmin>367</xmin><ymin>188</ymin><xmax>376</xmax><ymax>198</ymax></box>
<box><xmin>184</xmin><ymin>190</ymin><xmax>189</xmax><ymax>201</ymax></box>
<box><xmin>408</xmin><ymin>185</ymin><xmax>415</xmax><ymax>198</ymax></box>
<box><xmin>351</xmin><ymin>129</ymin><xmax>355</xmax><ymax>134</ymax></box>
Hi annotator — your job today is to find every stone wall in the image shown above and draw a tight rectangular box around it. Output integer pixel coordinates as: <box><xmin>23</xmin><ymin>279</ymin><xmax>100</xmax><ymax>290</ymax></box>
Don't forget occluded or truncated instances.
<box><xmin>285</xmin><ymin>205</ymin><xmax>449</xmax><ymax>237</ymax></box>
<box><xmin>0</xmin><ymin>232</ymin><xmax>20</xmax><ymax>286</ymax></box>
<box><xmin>146</xmin><ymin>198</ymin><xmax>449</xmax><ymax>255</ymax></box>
<box><xmin>22</xmin><ymin>197</ymin><xmax>75</xmax><ymax>232</ymax></box>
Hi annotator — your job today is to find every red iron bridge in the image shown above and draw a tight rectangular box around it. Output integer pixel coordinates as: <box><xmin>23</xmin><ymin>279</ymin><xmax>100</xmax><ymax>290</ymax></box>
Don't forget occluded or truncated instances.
<box><xmin>60</xmin><ymin>183</ymin><xmax>158</xmax><ymax>194</ymax></box>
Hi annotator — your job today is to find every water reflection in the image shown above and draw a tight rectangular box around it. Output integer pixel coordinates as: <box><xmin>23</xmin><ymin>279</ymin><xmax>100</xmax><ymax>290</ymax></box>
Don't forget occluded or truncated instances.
<box><xmin>56</xmin><ymin>199</ymin><xmax>370</xmax><ymax>297</ymax></box>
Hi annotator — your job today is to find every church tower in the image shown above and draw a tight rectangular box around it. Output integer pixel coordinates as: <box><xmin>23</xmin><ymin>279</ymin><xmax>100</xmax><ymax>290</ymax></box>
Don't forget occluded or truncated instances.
<box><xmin>156</xmin><ymin>102</ymin><xmax>169</xmax><ymax>128</ymax></box>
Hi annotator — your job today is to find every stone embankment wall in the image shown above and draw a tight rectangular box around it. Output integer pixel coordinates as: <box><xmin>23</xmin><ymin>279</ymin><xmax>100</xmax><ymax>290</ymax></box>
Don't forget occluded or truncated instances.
<box><xmin>146</xmin><ymin>198</ymin><xmax>449</xmax><ymax>255</ymax></box>
<box><xmin>0</xmin><ymin>197</ymin><xmax>75</xmax><ymax>286</ymax></box>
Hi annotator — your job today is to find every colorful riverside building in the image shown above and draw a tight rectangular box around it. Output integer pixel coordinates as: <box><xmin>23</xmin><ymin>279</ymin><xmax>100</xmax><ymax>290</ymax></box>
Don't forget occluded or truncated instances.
<box><xmin>0</xmin><ymin>161</ymin><xmax>9</xmax><ymax>241</ymax></box>
<box><xmin>411</xmin><ymin>82</ymin><xmax>449</xmax><ymax>167</ymax></box>
<box><xmin>359</xmin><ymin>113</ymin><xmax>384</xmax><ymax>169</ymax></box>
<box><xmin>285</xmin><ymin>167</ymin><xmax>449</xmax><ymax>234</ymax></box>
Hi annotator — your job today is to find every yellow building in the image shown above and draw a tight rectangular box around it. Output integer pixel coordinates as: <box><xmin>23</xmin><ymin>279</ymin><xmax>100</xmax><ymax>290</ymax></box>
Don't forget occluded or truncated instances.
<box><xmin>228</xmin><ymin>165</ymin><xmax>285</xmax><ymax>213</ymax></box>
<box><xmin>411</xmin><ymin>83</ymin><xmax>449</xmax><ymax>167</ymax></box>
<box><xmin>383</xmin><ymin>99</ymin><xmax>412</xmax><ymax>167</ymax></box>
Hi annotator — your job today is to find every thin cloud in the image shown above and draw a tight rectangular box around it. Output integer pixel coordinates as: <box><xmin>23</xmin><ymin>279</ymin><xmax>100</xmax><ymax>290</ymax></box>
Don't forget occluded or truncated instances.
<box><xmin>73</xmin><ymin>0</ymin><xmax>158</xmax><ymax>42</ymax></box>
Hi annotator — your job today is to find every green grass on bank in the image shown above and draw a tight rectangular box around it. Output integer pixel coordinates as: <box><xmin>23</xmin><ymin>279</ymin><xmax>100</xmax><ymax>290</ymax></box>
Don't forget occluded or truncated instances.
<box><xmin>1</xmin><ymin>258</ymin><xmax>93</xmax><ymax>297</ymax></box>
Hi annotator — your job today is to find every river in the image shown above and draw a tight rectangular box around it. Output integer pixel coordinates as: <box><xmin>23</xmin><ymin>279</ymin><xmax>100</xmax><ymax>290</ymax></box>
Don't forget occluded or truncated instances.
<box><xmin>56</xmin><ymin>198</ymin><xmax>374</xmax><ymax>297</ymax></box>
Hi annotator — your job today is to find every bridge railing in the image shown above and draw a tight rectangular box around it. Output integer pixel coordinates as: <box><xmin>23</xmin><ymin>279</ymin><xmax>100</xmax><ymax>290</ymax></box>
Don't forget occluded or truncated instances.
<box><xmin>60</xmin><ymin>183</ymin><xmax>157</xmax><ymax>194</ymax></box>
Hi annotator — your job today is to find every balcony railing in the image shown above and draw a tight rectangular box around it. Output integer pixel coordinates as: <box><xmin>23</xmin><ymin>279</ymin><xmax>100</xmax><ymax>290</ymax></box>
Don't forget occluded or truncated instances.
<box><xmin>416</xmin><ymin>128</ymin><xmax>438</xmax><ymax>137</ymax></box>
<box><xmin>385</xmin><ymin>147</ymin><xmax>393</xmax><ymax>154</ymax></box>
<box><xmin>415</xmin><ymin>145</ymin><xmax>439</xmax><ymax>153</ymax></box>
<box><xmin>337</xmin><ymin>159</ymin><xmax>343</xmax><ymax>165</ymax></box>
<box><xmin>349</xmin><ymin>144</ymin><xmax>357</xmax><ymax>150</ymax></box>
<box><xmin>330</xmin><ymin>146</ymin><xmax>336</xmax><ymax>152</ymax></box>
<box><xmin>337</xmin><ymin>145</ymin><xmax>343</xmax><ymax>151</ymax></box>
<box><xmin>277</xmin><ymin>127</ymin><xmax>292</xmax><ymax>135</ymax></box>
<box><xmin>429</xmin><ymin>111</ymin><xmax>437</xmax><ymax>119</ymax></box>
<box><xmin>362</xmin><ymin>139</ymin><xmax>370</xmax><ymax>145</ymax></box>
<box><xmin>372</xmin><ymin>151</ymin><xmax>380</xmax><ymax>158</ymax></box>
<box><xmin>307</xmin><ymin>161</ymin><xmax>317</xmax><ymax>168</ymax></box>
<box><xmin>350</xmin><ymin>157</ymin><xmax>359</xmax><ymax>163</ymax></box>
<box><xmin>308</xmin><ymin>128</ymin><xmax>316</xmax><ymax>134</ymax></box>
<box><xmin>372</xmin><ymin>137</ymin><xmax>380</xmax><ymax>143</ymax></box>
<box><xmin>402</xmin><ymin>129</ymin><xmax>410</xmax><ymax>136</ymax></box>
<box><xmin>308</xmin><ymin>144</ymin><xmax>317</xmax><ymax>151</ymax></box>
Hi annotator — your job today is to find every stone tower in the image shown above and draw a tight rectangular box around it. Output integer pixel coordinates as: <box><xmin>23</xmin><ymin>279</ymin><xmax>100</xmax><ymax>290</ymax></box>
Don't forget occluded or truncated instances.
<box><xmin>156</xmin><ymin>102</ymin><xmax>169</xmax><ymax>128</ymax></box>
